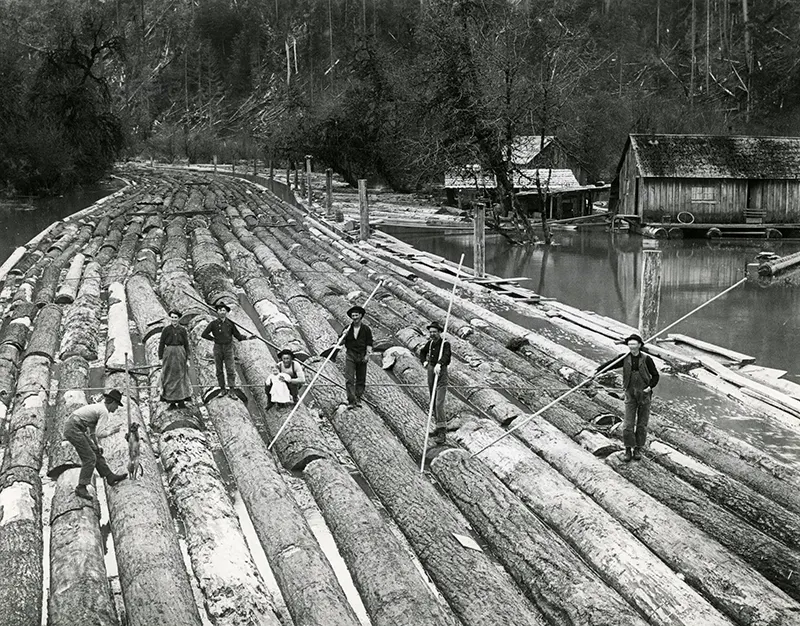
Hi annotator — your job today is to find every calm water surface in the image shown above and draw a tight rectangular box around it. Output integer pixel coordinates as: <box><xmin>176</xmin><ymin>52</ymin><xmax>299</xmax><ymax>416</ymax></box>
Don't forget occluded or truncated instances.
<box><xmin>385</xmin><ymin>227</ymin><xmax>800</xmax><ymax>464</ymax></box>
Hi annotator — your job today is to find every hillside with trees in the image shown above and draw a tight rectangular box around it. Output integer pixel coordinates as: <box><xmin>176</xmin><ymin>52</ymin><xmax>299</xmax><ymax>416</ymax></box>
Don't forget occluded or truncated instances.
<box><xmin>1</xmin><ymin>0</ymin><xmax>799</xmax><ymax>196</ymax></box>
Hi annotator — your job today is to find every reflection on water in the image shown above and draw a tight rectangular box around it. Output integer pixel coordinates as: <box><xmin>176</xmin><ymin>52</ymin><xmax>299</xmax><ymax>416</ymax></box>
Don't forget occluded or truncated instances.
<box><xmin>0</xmin><ymin>181</ymin><xmax>122</xmax><ymax>264</ymax></box>
<box><xmin>385</xmin><ymin>227</ymin><xmax>800</xmax><ymax>464</ymax></box>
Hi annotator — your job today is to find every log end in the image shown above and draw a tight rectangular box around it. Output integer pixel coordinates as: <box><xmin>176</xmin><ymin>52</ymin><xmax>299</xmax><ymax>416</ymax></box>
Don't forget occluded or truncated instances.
<box><xmin>53</xmin><ymin>295</ymin><xmax>74</xmax><ymax>305</ymax></box>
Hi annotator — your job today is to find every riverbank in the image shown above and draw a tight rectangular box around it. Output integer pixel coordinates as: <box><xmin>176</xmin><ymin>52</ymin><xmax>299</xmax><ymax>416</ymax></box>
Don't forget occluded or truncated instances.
<box><xmin>2</xmin><ymin>166</ymin><xmax>799</xmax><ymax>626</ymax></box>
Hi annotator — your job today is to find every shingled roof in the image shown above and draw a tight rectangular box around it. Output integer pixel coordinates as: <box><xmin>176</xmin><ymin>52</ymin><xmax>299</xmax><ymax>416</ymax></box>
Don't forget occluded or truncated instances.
<box><xmin>629</xmin><ymin>134</ymin><xmax>800</xmax><ymax>179</ymax></box>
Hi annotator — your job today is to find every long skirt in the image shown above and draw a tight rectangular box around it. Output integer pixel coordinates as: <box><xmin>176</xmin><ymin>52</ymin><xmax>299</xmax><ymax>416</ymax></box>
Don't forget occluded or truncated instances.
<box><xmin>161</xmin><ymin>345</ymin><xmax>192</xmax><ymax>402</ymax></box>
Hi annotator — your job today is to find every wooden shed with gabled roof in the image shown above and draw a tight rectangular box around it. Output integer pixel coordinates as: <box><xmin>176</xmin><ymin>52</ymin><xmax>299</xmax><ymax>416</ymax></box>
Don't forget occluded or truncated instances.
<box><xmin>611</xmin><ymin>134</ymin><xmax>800</xmax><ymax>236</ymax></box>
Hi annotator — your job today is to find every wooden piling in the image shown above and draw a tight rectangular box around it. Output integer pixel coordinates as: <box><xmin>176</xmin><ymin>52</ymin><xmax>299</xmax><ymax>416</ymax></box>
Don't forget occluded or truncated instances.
<box><xmin>305</xmin><ymin>155</ymin><xmax>312</xmax><ymax>205</ymax></box>
<box><xmin>358</xmin><ymin>179</ymin><xmax>369</xmax><ymax>240</ymax></box>
<box><xmin>326</xmin><ymin>168</ymin><xmax>333</xmax><ymax>217</ymax></box>
<box><xmin>638</xmin><ymin>249</ymin><xmax>662</xmax><ymax>339</ymax></box>
<box><xmin>474</xmin><ymin>203</ymin><xmax>486</xmax><ymax>278</ymax></box>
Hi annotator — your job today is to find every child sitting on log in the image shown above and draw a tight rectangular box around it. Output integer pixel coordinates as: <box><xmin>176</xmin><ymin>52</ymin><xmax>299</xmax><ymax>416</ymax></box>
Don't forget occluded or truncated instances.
<box><xmin>265</xmin><ymin>364</ymin><xmax>293</xmax><ymax>408</ymax></box>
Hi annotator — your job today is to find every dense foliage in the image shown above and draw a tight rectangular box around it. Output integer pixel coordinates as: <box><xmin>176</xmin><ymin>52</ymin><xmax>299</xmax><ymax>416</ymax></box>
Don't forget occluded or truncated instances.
<box><xmin>2</xmin><ymin>0</ymin><xmax>800</xmax><ymax>195</ymax></box>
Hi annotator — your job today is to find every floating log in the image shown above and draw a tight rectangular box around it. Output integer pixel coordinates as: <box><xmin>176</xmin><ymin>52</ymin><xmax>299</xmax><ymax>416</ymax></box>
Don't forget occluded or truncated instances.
<box><xmin>105</xmin><ymin>282</ymin><xmax>134</xmax><ymax>371</ymax></box>
<box><xmin>24</xmin><ymin>304</ymin><xmax>62</xmax><ymax>361</ymax></box>
<box><xmin>59</xmin><ymin>261</ymin><xmax>102</xmax><ymax>361</ymax></box>
<box><xmin>432</xmin><ymin>449</ymin><xmax>648</xmax><ymax>626</ymax></box>
<box><xmin>159</xmin><ymin>428</ymin><xmax>283</xmax><ymax>626</ymax></box>
<box><xmin>98</xmin><ymin>372</ymin><xmax>203</xmax><ymax>626</ymax></box>
<box><xmin>126</xmin><ymin>274</ymin><xmax>166</xmax><ymax>342</ymax></box>
<box><xmin>666</xmin><ymin>333</ymin><xmax>756</xmax><ymax>364</ymax></box>
<box><xmin>49</xmin><ymin>469</ymin><xmax>116</xmax><ymax>626</ymax></box>
<box><xmin>55</xmin><ymin>254</ymin><xmax>85</xmax><ymax>304</ymax></box>
<box><xmin>82</xmin><ymin>236</ymin><xmax>103</xmax><ymax>259</ymax></box>
<box><xmin>0</xmin><ymin>353</ymin><xmax>19</xmax><ymax>406</ymax></box>
<box><xmin>1</xmin><ymin>319</ymin><xmax>31</xmax><ymax>352</ymax></box>
<box><xmin>0</xmin><ymin>247</ymin><xmax>26</xmax><ymax>283</ymax></box>
<box><xmin>607</xmin><ymin>453</ymin><xmax>800</xmax><ymax>601</ymax></box>
<box><xmin>47</xmin><ymin>356</ymin><xmax>89</xmax><ymax>478</ymax></box>
<box><xmin>186</xmin><ymin>317</ymin><xmax>361</xmax><ymax>626</ymax></box>
<box><xmin>33</xmin><ymin>264</ymin><xmax>61</xmax><ymax>307</ymax></box>
<box><xmin>758</xmin><ymin>249</ymin><xmax>800</xmax><ymax>276</ymax></box>
<box><xmin>10</xmin><ymin>250</ymin><xmax>44</xmax><ymax>277</ymax></box>
<box><xmin>0</xmin><ymin>466</ymin><xmax>43</xmax><ymax>626</ymax></box>
<box><xmin>494</xmin><ymin>416</ymin><xmax>800</xmax><ymax>626</ymax></box>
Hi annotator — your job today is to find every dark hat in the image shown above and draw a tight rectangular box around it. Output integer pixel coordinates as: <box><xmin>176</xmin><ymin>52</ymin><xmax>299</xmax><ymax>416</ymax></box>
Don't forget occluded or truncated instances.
<box><xmin>624</xmin><ymin>333</ymin><xmax>644</xmax><ymax>345</ymax></box>
<box><xmin>347</xmin><ymin>305</ymin><xmax>366</xmax><ymax>317</ymax></box>
<box><xmin>104</xmin><ymin>389</ymin><xmax>123</xmax><ymax>404</ymax></box>
<box><xmin>277</xmin><ymin>348</ymin><xmax>294</xmax><ymax>359</ymax></box>
<box><xmin>168</xmin><ymin>309</ymin><xmax>182</xmax><ymax>318</ymax></box>
<box><xmin>215</xmin><ymin>302</ymin><xmax>231</xmax><ymax>312</ymax></box>
<box><xmin>427</xmin><ymin>321</ymin><xmax>444</xmax><ymax>332</ymax></box>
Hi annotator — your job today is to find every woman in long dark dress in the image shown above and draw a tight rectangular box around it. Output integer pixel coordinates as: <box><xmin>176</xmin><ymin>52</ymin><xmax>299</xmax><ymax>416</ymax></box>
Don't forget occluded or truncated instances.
<box><xmin>159</xmin><ymin>310</ymin><xmax>192</xmax><ymax>409</ymax></box>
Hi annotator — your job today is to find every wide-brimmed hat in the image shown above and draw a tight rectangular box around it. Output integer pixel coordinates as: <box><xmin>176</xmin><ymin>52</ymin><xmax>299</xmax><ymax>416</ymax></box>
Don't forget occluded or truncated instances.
<box><xmin>427</xmin><ymin>321</ymin><xmax>444</xmax><ymax>332</ymax></box>
<box><xmin>215</xmin><ymin>302</ymin><xmax>231</xmax><ymax>312</ymax></box>
<box><xmin>168</xmin><ymin>309</ymin><xmax>182</xmax><ymax>318</ymax></box>
<box><xmin>347</xmin><ymin>305</ymin><xmax>366</xmax><ymax>317</ymax></box>
<box><xmin>624</xmin><ymin>333</ymin><xmax>644</xmax><ymax>345</ymax></box>
<box><xmin>277</xmin><ymin>348</ymin><xmax>294</xmax><ymax>359</ymax></box>
<box><xmin>104</xmin><ymin>389</ymin><xmax>123</xmax><ymax>404</ymax></box>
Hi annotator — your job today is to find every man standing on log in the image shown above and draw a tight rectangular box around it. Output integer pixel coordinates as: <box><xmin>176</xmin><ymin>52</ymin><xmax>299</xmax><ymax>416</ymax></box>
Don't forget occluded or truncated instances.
<box><xmin>277</xmin><ymin>348</ymin><xmax>305</xmax><ymax>403</ymax></box>
<box><xmin>419</xmin><ymin>321</ymin><xmax>451</xmax><ymax>445</ymax></box>
<box><xmin>201</xmin><ymin>302</ymin><xmax>255</xmax><ymax>397</ymax></box>
<box><xmin>64</xmin><ymin>389</ymin><xmax>128</xmax><ymax>500</ymax></box>
<box><xmin>159</xmin><ymin>309</ymin><xmax>192</xmax><ymax>410</ymax></box>
<box><xmin>596</xmin><ymin>333</ymin><xmax>660</xmax><ymax>462</ymax></box>
<box><xmin>342</xmin><ymin>305</ymin><xmax>373</xmax><ymax>408</ymax></box>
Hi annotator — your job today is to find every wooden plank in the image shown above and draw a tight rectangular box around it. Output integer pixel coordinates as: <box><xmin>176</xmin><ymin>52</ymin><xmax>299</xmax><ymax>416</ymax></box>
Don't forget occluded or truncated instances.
<box><xmin>667</xmin><ymin>334</ymin><xmax>756</xmax><ymax>364</ymax></box>
<box><xmin>467</xmin><ymin>277</ymin><xmax>527</xmax><ymax>285</ymax></box>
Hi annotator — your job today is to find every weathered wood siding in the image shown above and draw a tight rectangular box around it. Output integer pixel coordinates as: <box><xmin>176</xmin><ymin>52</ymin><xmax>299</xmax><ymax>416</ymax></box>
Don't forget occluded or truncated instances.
<box><xmin>533</xmin><ymin>143</ymin><xmax>591</xmax><ymax>184</ymax></box>
<box><xmin>616</xmin><ymin>147</ymin><xmax>639</xmax><ymax>216</ymax></box>
<box><xmin>640</xmin><ymin>178</ymin><xmax>747</xmax><ymax>223</ymax></box>
<box><xmin>749</xmin><ymin>180</ymin><xmax>800</xmax><ymax>222</ymax></box>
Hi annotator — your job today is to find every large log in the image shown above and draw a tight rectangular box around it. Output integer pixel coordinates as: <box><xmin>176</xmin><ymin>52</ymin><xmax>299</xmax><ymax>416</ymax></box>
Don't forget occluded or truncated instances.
<box><xmin>49</xmin><ymin>469</ymin><xmax>117</xmax><ymax>626</ymax></box>
<box><xmin>186</xmin><ymin>317</ymin><xmax>361</xmax><ymax>626</ymax></box>
<box><xmin>33</xmin><ymin>263</ymin><xmax>61</xmax><ymax>307</ymax></box>
<box><xmin>24</xmin><ymin>303</ymin><xmax>62</xmax><ymax>361</ymax></box>
<box><xmin>0</xmin><ymin>466</ymin><xmax>43</xmax><ymax>626</ymax></box>
<box><xmin>98</xmin><ymin>372</ymin><xmax>203</xmax><ymax>626</ymax></box>
<box><xmin>431</xmin><ymin>449</ymin><xmax>648</xmax><ymax>626</ymax></box>
<box><xmin>607</xmin><ymin>453</ymin><xmax>800</xmax><ymax>601</ymax></box>
<box><xmin>0</xmin><ymin>350</ymin><xmax>19</xmax><ymax>407</ymax></box>
<box><xmin>453</xmin><ymin>420</ymin><xmax>734</xmax><ymax>626</ymax></box>
<box><xmin>126</xmin><ymin>274</ymin><xmax>166</xmax><ymax>342</ymax></box>
<box><xmin>60</xmin><ymin>261</ymin><xmax>102</xmax><ymax>361</ymax></box>
<box><xmin>47</xmin><ymin>356</ymin><xmax>90</xmax><ymax>477</ymax></box>
<box><xmin>491</xmin><ymin>416</ymin><xmax>800</xmax><ymax>626</ymax></box>
<box><xmin>105</xmin><ymin>282</ymin><xmax>134</xmax><ymax>371</ymax></box>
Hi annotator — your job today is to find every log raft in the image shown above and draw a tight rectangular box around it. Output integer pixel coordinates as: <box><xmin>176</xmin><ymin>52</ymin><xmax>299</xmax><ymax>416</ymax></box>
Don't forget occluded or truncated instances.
<box><xmin>6</xmin><ymin>167</ymin><xmax>800</xmax><ymax>626</ymax></box>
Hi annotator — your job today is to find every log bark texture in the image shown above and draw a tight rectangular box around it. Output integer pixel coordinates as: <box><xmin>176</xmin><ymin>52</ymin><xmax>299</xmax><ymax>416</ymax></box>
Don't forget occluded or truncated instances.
<box><xmin>60</xmin><ymin>261</ymin><xmax>102</xmax><ymax>361</ymax></box>
<box><xmin>24</xmin><ymin>303</ymin><xmax>62</xmax><ymax>360</ymax></box>
<box><xmin>47</xmin><ymin>356</ymin><xmax>90</xmax><ymax>477</ymax></box>
<box><xmin>105</xmin><ymin>281</ymin><xmax>134</xmax><ymax>370</ymax></box>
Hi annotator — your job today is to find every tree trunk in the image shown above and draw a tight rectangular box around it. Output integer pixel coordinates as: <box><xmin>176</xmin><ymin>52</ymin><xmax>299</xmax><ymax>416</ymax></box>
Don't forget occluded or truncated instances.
<box><xmin>47</xmin><ymin>356</ymin><xmax>90</xmax><ymax>477</ymax></box>
<box><xmin>48</xmin><ymin>469</ymin><xmax>117</xmax><ymax>626</ymax></box>
<box><xmin>432</xmin><ymin>449</ymin><xmax>648</xmax><ymax>626</ymax></box>
<box><xmin>105</xmin><ymin>282</ymin><xmax>134</xmax><ymax>371</ymax></box>
<box><xmin>126</xmin><ymin>274</ymin><xmax>167</xmax><ymax>342</ymax></box>
<box><xmin>494</xmin><ymin>416</ymin><xmax>799</xmax><ymax>626</ymax></box>
<box><xmin>0</xmin><ymin>466</ymin><xmax>43</xmax><ymax>626</ymax></box>
<box><xmin>607</xmin><ymin>453</ymin><xmax>800</xmax><ymax>601</ymax></box>
<box><xmin>60</xmin><ymin>261</ymin><xmax>102</xmax><ymax>361</ymax></box>
<box><xmin>186</xmin><ymin>317</ymin><xmax>361</xmax><ymax>626</ymax></box>
<box><xmin>24</xmin><ymin>303</ymin><xmax>62</xmax><ymax>361</ymax></box>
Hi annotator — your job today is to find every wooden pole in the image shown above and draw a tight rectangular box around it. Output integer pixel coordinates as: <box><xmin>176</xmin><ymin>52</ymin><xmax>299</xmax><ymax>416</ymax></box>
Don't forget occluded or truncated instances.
<box><xmin>213</xmin><ymin>155</ymin><xmax>217</xmax><ymax>172</ymax></box>
<box><xmin>296</xmin><ymin>168</ymin><xmax>302</xmax><ymax>195</ymax></box>
<box><xmin>638</xmin><ymin>250</ymin><xmax>662</xmax><ymax>340</ymax></box>
<box><xmin>420</xmin><ymin>254</ymin><xmax>464</xmax><ymax>472</ymax></box>
<box><xmin>358</xmin><ymin>179</ymin><xmax>369</xmax><ymax>240</ymax></box>
<box><xmin>268</xmin><ymin>280</ymin><xmax>384</xmax><ymax>449</ymax></box>
<box><xmin>326</xmin><ymin>168</ymin><xmax>333</xmax><ymax>217</ymax></box>
<box><xmin>124</xmin><ymin>352</ymin><xmax>132</xmax><ymax>430</ymax></box>
<box><xmin>473</xmin><ymin>203</ymin><xmax>486</xmax><ymax>278</ymax></box>
<box><xmin>269</xmin><ymin>160</ymin><xmax>274</xmax><ymax>192</ymax></box>
<box><xmin>286</xmin><ymin>167</ymin><xmax>291</xmax><ymax>190</ymax></box>
<box><xmin>471</xmin><ymin>277</ymin><xmax>748</xmax><ymax>458</ymax></box>
<box><xmin>305</xmin><ymin>155</ymin><xmax>313</xmax><ymax>205</ymax></box>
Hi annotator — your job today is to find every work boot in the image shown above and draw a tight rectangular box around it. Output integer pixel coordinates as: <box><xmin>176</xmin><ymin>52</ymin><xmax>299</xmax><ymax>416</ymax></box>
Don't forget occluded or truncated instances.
<box><xmin>622</xmin><ymin>448</ymin><xmax>632</xmax><ymax>463</ymax></box>
<box><xmin>177</xmin><ymin>401</ymin><xmax>186</xmax><ymax>409</ymax></box>
<box><xmin>632</xmin><ymin>447</ymin><xmax>643</xmax><ymax>461</ymax></box>
<box><xmin>75</xmin><ymin>485</ymin><xmax>92</xmax><ymax>500</ymax></box>
<box><xmin>167</xmin><ymin>403</ymin><xmax>177</xmax><ymax>410</ymax></box>
<box><xmin>107</xmin><ymin>472</ymin><xmax>128</xmax><ymax>487</ymax></box>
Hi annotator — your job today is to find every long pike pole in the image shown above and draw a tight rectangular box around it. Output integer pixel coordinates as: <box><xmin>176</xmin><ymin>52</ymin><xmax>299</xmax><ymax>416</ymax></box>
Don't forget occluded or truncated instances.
<box><xmin>420</xmin><ymin>254</ymin><xmax>465</xmax><ymax>473</ymax></box>
<box><xmin>268</xmin><ymin>280</ymin><xmax>385</xmax><ymax>450</ymax></box>
<box><xmin>470</xmin><ymin>276</ymin><xmax>748</xmax><ymax>458</ymax></box>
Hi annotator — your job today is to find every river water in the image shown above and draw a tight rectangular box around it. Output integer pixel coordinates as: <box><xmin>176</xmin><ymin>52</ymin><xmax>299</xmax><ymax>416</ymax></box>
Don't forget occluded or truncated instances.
<box><xmin>385</xmin><ymin>227</ymin><xmax>800</xmax><ymax>465</ymax></box>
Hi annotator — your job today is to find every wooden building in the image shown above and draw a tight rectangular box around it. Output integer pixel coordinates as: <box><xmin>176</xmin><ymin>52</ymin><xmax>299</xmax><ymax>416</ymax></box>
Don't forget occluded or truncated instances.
<box><xmin>611</xmin><ymin>134</ymin><xmax>800</xmax><ymax>235</ymax></box>
<box><xmin>512</xmin><ymin>136</ymin><xmax>592</xmax><ymax>184</ymax></box>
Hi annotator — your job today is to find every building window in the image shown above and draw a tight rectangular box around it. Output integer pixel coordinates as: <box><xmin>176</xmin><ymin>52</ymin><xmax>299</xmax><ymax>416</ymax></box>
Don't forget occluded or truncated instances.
<box><xmin>691</xmin><ymin>185</ymin><xmax>716</xmax><ymax>202</ymax></box>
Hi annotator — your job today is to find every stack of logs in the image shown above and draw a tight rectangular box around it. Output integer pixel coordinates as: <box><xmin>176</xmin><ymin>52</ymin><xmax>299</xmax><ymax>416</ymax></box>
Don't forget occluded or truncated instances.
<box><xmin>0</xmin><ymin>168</ymin><xmax>799</xmax><ymax>626</ymax></box>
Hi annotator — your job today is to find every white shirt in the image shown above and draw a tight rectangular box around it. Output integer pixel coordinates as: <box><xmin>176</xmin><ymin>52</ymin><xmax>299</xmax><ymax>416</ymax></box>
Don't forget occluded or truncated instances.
<box><xmin>267</xmin><ymin>374</ymin><xmax>292</xmax><ymax>403</ymax></box>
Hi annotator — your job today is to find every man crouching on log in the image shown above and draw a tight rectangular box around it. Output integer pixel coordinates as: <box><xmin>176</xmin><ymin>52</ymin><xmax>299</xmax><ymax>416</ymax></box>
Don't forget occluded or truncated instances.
<box><xmin>201</xmin><ymin>302</ymin><xmax>255</xmax><ymax>397</ymax></box>
<box><xmin>342</xmin><ymin>305</ymin><xmax>373</xmax><ymax>408</ymax></box>
<box><xmin>64</xmin><ymin>389</ymin><xmax>128</xmax><ymax>500</ymax></box>
<box><xmin>596</xmin><ymin>333</ymin><xmax>660</xmax><ymax>462</ymax></box>
<box><xmin>420</xmin><ymin>321</ymin><xmax>451</xmax><ymax>445</ymax></box>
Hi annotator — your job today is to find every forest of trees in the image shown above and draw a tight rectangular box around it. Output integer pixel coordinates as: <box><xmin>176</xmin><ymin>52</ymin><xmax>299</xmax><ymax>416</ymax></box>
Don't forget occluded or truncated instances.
<box><xmin>1</xmin><ymin>0</ymin><xmax>799</xmax><ymax>196</ymax></box>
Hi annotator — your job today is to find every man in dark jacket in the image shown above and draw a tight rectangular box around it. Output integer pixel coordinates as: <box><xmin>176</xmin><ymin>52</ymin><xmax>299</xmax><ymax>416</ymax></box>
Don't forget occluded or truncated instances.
<box><xmin>201</xmin><ymin>302</ymin><xmax>254</xmax><ymax>396</ymax></box>
<box><xmin>596</xmin><ymin>333</ymin><xmax>660</xmax><ymax>461</ymax></box>
<box><xmin>419</xmin><ymin>321</ymin><xmax>451</xmax><ymax>445</ymax></box>
<box><xmin>342</xmin><ymin>305</ymin><xmax>373</xmax><ymax>408</ymax></box>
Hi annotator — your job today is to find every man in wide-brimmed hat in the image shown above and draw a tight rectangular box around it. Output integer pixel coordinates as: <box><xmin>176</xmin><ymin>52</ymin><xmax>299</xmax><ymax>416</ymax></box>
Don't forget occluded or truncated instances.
<box><xmin>63</xmin><ymin>389</ymin><xmax>128</xmax><ymax>500</ymax></box>
<box><xmin>419</xmin><ymin>320</ymin><xmax>452</xmax><ymax>446</ymax></box>
<box><xmin>341</xmin><ymin>304</ymin><xmax>373</xmax><ymax>407</ymax></box>
<box><xmin>276</xmin><ymin>348</ymin><xmax>306</xmax><ymax>403</ymax></box>
<box><xmin>201</xmin><ymin>301</ymin><xmax>256</xmax><ymax>397</ymax></box>
<box><xmin>595</xmin><ymin>333</ymin><xmax>660</xmax><ymax>462</ymax></box>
